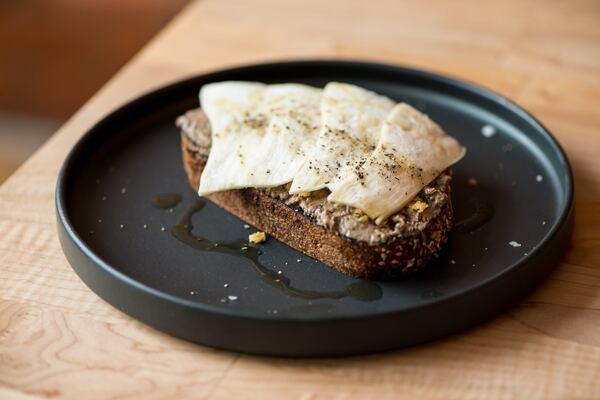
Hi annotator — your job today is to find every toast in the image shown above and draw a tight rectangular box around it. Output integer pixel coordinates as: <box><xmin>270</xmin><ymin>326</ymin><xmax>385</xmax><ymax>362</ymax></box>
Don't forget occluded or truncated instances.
<box><xmin>177</xmin><ymin>109</ymin><xmax>454</xmax><ymax>279</ymax></box>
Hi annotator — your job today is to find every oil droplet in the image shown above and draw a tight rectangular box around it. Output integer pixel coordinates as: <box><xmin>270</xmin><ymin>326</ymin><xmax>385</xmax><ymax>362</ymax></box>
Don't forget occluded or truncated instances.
<box><xmin>152</xmin><ymin>193</ymin><xmax>183</xmax><ymax>209</ymax></box>
<box><xmin>454</xmin><ymin>198</ymin><xmax>494</xmax><ymax>234</ymax></box>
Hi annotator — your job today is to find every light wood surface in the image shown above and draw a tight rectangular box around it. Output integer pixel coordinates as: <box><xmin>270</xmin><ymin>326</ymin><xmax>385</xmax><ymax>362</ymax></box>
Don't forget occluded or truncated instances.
<box><xmin>1</xmin><ymin>0</ymin><xmax>599</xmax><ymax>398</ymax></box>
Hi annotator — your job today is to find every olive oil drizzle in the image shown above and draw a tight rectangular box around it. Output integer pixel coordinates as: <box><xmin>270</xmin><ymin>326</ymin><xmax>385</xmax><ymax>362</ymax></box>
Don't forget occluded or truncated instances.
<box><xmin>454</xmin><ymin>198</ymin><xmax>494</xmax><ymax>234</ymax></box>
<box><xmin>169</xmin><ymin>199</ymin><xmax>382</xmax><ymax>301</ymax></box>
<box><xmin>152</xmin><ymin>193</ymin><xmax>183</xmax><ymax>209</ymax></box>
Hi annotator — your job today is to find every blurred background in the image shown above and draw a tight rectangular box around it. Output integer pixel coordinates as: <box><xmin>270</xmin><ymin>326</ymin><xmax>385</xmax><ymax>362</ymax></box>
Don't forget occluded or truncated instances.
<box><xmin>0</xmin><ymin>0</ymin><xmax>189</xmax><ymax>183</ymax></box>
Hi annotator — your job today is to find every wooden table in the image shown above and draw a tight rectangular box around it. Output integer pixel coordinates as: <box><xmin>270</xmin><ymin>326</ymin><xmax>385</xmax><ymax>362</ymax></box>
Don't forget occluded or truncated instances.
<box><xmin>1</xmin><ymin>1</ymin><xmax>599</xmax><ymax>398</ymax></box>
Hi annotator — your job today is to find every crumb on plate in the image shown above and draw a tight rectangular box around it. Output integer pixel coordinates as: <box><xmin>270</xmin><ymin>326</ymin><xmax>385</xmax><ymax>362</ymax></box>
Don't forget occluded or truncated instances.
<box><xmin>248</xmin><ymin>231</ymin><xmax>267</xmax><ymax>244</ymax></box>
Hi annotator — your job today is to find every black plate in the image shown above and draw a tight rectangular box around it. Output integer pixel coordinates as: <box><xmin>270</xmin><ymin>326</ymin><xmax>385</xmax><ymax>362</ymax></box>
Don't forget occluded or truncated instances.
<box><xmin>56</xmin><ymin>61</ymin><xmax>573</xmax><ymax>356</ymax></box>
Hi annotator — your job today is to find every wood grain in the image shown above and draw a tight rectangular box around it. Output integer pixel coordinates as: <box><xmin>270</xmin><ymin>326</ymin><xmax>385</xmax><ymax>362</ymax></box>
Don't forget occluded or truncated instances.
<box><xmin>1</xmin><ymin>0</ymin><xmax>599</xmax><ymax>398</ymax></box>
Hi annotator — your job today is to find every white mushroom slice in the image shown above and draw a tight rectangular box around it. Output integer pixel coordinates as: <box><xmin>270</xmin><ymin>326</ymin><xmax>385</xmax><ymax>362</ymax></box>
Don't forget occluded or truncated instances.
<box><xmin>289</xmin><ymin>82</ymin><xmax>394</xmax><ymax>193</ymax></box>
<box><xmin>198</xmin><ymin>82</ymin><xmax>321</xmax><ymax>195</ymax></box>
<box><xmin>328</xmin><ymin>103</ymin><xmax>466</xmax><ymax>223</ymax></box>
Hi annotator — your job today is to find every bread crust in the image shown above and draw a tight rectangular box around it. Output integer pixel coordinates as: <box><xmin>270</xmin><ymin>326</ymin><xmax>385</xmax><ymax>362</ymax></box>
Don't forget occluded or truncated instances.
<box><xmin>180</xmin><ymin>130</ymin><xmax>453</xmax><ymax>279</ymax></box>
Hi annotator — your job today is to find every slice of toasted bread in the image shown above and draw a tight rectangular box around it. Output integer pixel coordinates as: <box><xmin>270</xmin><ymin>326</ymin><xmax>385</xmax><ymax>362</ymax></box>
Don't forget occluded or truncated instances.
<box><xmin>177</xmin><ymin>109</ymin><xmax>453</xmax><ymax>279</ymax></box>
